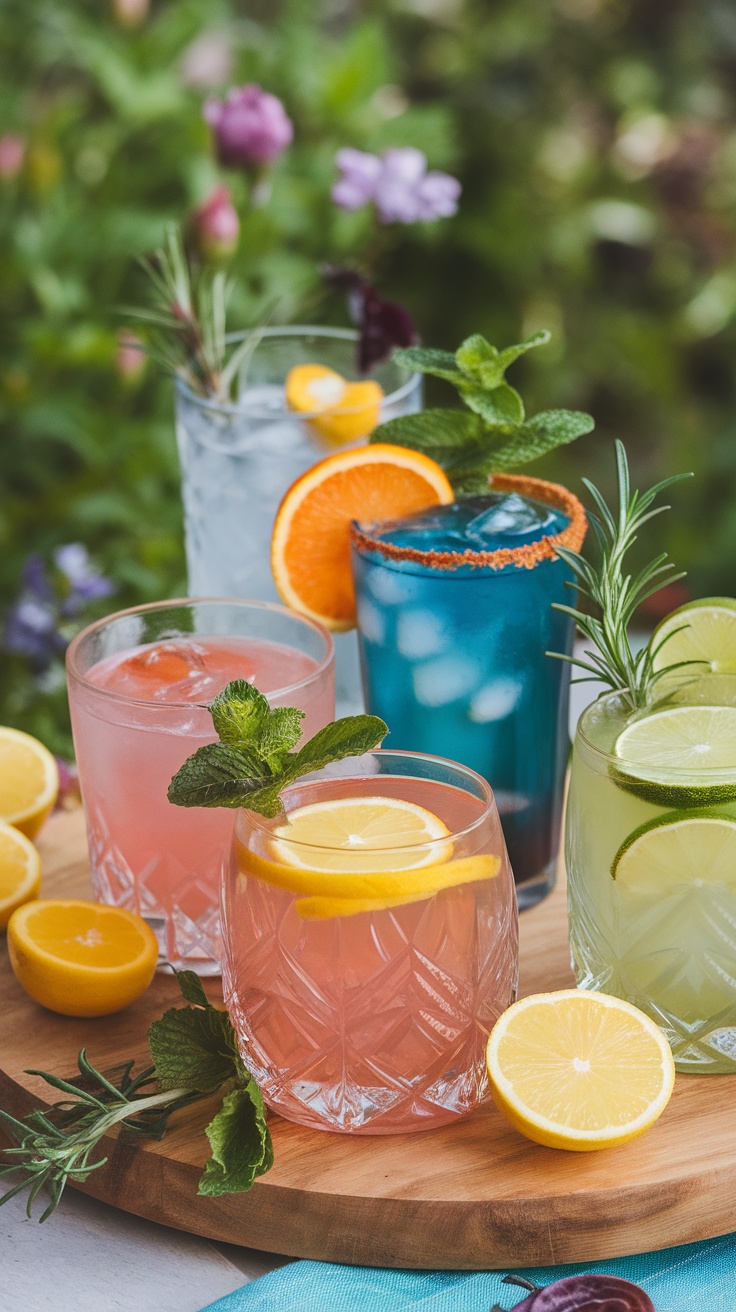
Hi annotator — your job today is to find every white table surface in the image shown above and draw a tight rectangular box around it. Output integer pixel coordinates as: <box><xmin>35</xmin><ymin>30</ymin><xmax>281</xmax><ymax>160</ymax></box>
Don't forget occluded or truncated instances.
<box><xmin>1</xmin><ymin>658</ymin><xmax>605</xmax><ymax>1311</ymax></box>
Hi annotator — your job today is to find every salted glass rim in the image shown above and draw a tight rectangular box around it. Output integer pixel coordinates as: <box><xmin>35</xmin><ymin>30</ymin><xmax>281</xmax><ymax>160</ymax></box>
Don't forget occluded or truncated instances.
<box><xmin>241</xmin><ymin>748</ymin><xmax>497</xmax><ymax>855</ymax></box>
<box><xmin>577</xmin><ymin>681</ymin><xmax>736</xmax><ymax>781</ymax></box>
<box><xmin>66</xmin><ymin>596</ymin><xmax>334</xmax><ymax>712</ymax></box>
<box><xmin>174</xmin><ymin>325</ymin><xmax>421</xmax><ymax>418</ymax></box>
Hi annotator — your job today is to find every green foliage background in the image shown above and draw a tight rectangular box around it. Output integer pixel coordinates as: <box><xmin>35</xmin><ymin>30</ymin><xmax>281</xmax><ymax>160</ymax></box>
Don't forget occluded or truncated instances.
<box><xmin>2</xmin><ymin>0</ymin><xmax>736</xmax><ymax>751</ymax></box>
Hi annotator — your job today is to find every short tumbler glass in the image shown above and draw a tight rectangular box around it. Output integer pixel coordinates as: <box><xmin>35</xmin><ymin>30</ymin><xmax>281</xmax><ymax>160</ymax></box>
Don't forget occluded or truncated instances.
<box><xmin>67</xmin><ymin>598</ymin><xmax>334</xmax><ymax>973</ymax></box>
<box><xmin>222</xmin><ymin>750</ymin><xmax>518</xmax><ymax>1133</ymax></box>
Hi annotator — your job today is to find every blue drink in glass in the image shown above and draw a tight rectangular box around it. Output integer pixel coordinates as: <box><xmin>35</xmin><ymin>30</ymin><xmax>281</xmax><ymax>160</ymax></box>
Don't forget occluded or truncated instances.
<box><xmin>350</xmin><ymin>475</ymin><xmax>587</xmax><ymax>908</ymax></box>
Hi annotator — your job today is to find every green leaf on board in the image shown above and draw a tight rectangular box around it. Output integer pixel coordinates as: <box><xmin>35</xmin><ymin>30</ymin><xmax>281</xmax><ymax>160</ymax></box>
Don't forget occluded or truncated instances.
<box><xmin>198</xmin><ymin>1083</ymin><xmax>273</xmax><ymax>1197</ymax></box>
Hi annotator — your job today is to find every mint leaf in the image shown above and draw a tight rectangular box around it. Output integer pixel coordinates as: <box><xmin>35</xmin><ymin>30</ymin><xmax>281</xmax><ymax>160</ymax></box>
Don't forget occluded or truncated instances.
<box><xmin>392</xmin><ymin>345</ymin><xmax>462</xmax><ymax>383</ymax></box>
<box><xmin>149</xmin><ymin>1002</ymin><xmax>241</xmax><ymax>1094</ymax></box>
<box><xmin>174</xmin><ymin>970</ymin><xmax>210</xmax><ymax>1008</ymax></box>
<box><xmin>286</xmin><ymin>715</ymin><xmax>388</xmax><ymax>778</ymax></box>
<box><xmin>487</xmin><ymin>408</ymin><xmax>595</xmax><ymax>471</ymax></box>
<box><xmin>210</xmin><ymin>680</ymin><xmax>269</xmax><ymax>745</ymax></box>
<box><xmin>256</xmin><ymin>706</ymin><xmax>305</xmax><ymax>770</ymax></box>
<box><xmin>371</xmin><ymin>408</ymin><xmax>486</xmax><ymax>454</ymax></box>
<box><xmin>168</xmin><ymin>742</ymin><xmax>268</xmax><ymax>808</ymax></box>
<box><xmin>456</xmin><ymin>330</ymin><xmax>549</xmax><ymax>389</ymax></box>
<box><xmin>456</xmin><ymin>381</ymin><xmax>524</xmax><ymax>425</ymax></box>
<box><xmin>197</xmin><ymin>1083</ymin><xmax>273</xmax><ymax>1197</ymax></box>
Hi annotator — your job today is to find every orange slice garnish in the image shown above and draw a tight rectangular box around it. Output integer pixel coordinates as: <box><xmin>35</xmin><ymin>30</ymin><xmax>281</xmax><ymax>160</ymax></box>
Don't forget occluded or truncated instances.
<box><xmin>285</xmin><ymin>364</ymin><xmax>384</xmax><ymax>445</ymax></box>
<box><xmin>271</xmin><ymin>444</ymin><xmax>454</xmax><ymax>631</ymax></box>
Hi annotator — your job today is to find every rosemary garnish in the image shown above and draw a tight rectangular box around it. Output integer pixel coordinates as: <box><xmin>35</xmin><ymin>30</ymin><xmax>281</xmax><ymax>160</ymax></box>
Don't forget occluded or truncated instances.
<box><xmin>122</xmin><ymin>224</ymin><xmax>260</xmax><ymax>402</ymax></box>
<box><xmin>549</xmin><ymin>440</ymin><xmax>692</xmax><ymax>711</ymax></box>
<box><xmin>0</xmin><ymin>970</ymin><xmax>272</xmax><ymax>1221</ymax></box>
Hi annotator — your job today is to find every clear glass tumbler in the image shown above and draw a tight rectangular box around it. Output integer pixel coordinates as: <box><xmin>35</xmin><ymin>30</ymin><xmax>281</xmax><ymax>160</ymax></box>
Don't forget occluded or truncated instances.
<box><xmin>175</xmin><ymin>326</ymin><xmax>422</xmax><ymax>714</ymax></box>
<box><xmin>67</xmin><ymin>598</ymin><xmax>334</xmax><ymax>973</ymax></box>
<box><xmin>222</xmin><ymin>750</ymin><xmax>518</xmax><ymax>1133</ymax></box>
<box><xmin>567</xmin><ymin>677</ymin><xmax>736</xmax><ymax>1073</ymax></box>
<box><xmin>351</xmin><ymin>475</ymin><xmax>587</xmax><ymax>909</ymax></box>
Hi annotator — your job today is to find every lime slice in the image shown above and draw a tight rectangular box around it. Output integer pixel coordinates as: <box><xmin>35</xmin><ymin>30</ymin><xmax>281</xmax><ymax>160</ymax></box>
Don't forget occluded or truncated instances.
<box><xmin>652</xmin><ymin>597</ymin><xmax>736</xmax><ymax>676</ymax></box>
<box><xmin>612</xmin><ymin>812</ymin><xmax>736</xmax><ymax>895</ymax></box>
<box><xmin>611</xmin><ymin>705</ymin><xmax>736</xmax><ymax>806</ymax></box>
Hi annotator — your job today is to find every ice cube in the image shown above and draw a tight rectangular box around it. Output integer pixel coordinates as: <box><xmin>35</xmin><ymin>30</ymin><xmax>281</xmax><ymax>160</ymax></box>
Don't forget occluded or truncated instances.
<box><xmin>412</xmin><ymin>657</ymin><xmax>481</xmax><ymax>707</ymax></box>
<box><xmin>396</xmin><ymin>609</ymin><xmax>446</xmax><ymax>659</ymax></box>
<box><xmin>465</xmin><ymin>494</ymin><xmax>550</xmax><ymax>547</ymax></box>
<box><xmin>367</xmin><ymin>568</ymin><xmax>413</xmax><ymax>606</ymax></box>
<box><xmin>468</xmin><ymin>679</ymin><xmax>523</xmax><ymax>723</ymax></box>
<box><xmin>356</xmin><ymin>598</ymin><xmax>385</xmax><ymax>646</ymax></box>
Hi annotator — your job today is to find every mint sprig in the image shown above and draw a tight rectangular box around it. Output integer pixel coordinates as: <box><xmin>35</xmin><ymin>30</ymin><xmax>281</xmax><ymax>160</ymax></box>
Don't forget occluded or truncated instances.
<box><xmin>168</xmin><ymin>680</ymin><xmax>388</xmax><ymax>818</ymax></box>
<box><xmin>370</xmin><ymin>330</ymin><xmax>595</xmax><ymax>495</ymax></box>
<box><xmin>0</xmin><ymin>971</ymin><xmax>272</xmax><ymax>1220</ymax></box>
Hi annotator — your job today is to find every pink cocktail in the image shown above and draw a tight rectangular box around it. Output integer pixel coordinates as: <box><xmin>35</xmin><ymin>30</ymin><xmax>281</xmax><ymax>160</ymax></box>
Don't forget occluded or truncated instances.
<box><xmin>223</xmin><ymin>751</ymin><xmax>518</xmax><ymax>1133</ymax></box>
<box><xmin>67</xmin><ymin>599</ymin><xmax>334</xmax><ymax>972</ymax></box>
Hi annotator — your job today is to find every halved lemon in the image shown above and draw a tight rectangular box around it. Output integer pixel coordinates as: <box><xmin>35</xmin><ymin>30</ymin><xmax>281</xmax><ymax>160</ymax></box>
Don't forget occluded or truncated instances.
<box><xmin>486</xmin><ymin>989</ymin><xmax>675</xmax><ymax>1151</ymax></box>
<box><xmin>7</xmin><ymin>899</ymin><xmax>159</xmax><ymax>1017</ymax></box>
<box><xmin>0</xmin><ymin>726</ymin><xmax>58</xmax><ymax>838</ymax></box>
<box><xmin>0</xmin><ymin>820</ymin><xmax>41</xmax><ymax>930</ymax></box>
<box><xmin>285</xmin><ymin>364</ymin><xmax>384</xmax><ymax>445</ymax></box>
<box><xmin>271</xmin><ymin>444</ymin><xmax>454</xmax><ymax>630</ymax></box>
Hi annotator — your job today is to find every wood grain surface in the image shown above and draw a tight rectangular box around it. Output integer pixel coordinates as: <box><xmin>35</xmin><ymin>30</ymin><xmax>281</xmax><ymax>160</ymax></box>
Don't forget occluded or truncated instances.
<box><xmin>1</xmin><ymin>809</ymin><xmax>734</xmax><ymax>1269</ymax></box>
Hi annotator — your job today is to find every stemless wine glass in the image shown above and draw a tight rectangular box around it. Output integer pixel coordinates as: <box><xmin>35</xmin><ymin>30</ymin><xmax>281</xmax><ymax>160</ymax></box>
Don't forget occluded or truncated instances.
<box><xmin>67</xmin><ymin>598</ymin><xmax>334</xmax><ymax>973</ymax></box>
<box><xmin>222</xmin><ymin>750</ymin><xmax>518</xmax><ymax>1133</ymax></box>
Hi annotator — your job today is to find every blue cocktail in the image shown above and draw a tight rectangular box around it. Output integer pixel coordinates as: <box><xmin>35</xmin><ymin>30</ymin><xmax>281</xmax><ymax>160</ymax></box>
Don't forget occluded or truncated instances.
<box><xmin>350</xmin><ymin>474</ymin><xmax>587</xmax><ymax>908</ymax></box>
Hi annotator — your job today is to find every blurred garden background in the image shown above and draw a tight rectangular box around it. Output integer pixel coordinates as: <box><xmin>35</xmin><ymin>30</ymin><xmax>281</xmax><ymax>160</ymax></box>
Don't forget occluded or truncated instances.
<box><xmin>3</xmin><ymin>0</ymin><xmax>736</xmax><ymax>752</ymax></box>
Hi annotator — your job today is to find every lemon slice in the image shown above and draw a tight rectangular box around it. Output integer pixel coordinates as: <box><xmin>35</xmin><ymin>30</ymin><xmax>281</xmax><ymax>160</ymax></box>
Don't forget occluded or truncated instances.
<box><xmin>0</xmin><ymin>820</ymin><xmax>41</xmax><ymax>930</ymax></box>
<box><xmin>486</xmin><ymin>990</ymin><xmax>675</xmax><ymax>1151</ymax></box>
<box><xmin>7</xmin><ymin>899</ymin><xmax>159</xmax><ymax>1017</ymax></box>
<box><xmin>612</xmin><ymin>705</ymin><xmax>736</xmax><ymax>807</ymax></box>
<box><xmin>612</xmin><ymin>812</ymin><xmax>736</xmax><ymax>894</ymax></box>
<box><xmin>0</xmin><ymin>727</ymin><xmax>58</xmax><ymax>838</ymax></box>
<box><xmin>652</xmin><ymin>597</ymin><xmax>736</xmax><ymax>676</ymax></box>
<box><xmin>272</xmin><ymin>796</ymin><xmax>452</xmax><ymax>872</ymax></box>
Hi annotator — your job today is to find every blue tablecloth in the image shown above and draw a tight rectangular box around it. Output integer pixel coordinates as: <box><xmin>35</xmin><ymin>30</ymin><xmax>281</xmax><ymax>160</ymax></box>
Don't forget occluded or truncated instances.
<box><xmin>201</xmin><ymin>1231</ymin><xmax>736</xmax><ymax>1311</ymax></box>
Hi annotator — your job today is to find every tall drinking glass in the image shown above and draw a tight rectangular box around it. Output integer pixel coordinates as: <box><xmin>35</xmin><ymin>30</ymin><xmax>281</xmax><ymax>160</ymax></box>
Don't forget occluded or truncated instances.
<box><xmin>175</xmin><ymin>326</ymin><xmax>422</xmax><ymax>714</ymax></box>
<box><xmin>350</xmin><ymin>474</ymin><xmax>587</xmax><ymax>909</ymax></box>
<box><xmin>222</xmin><ymin>750</ymin><xmax>517</xmax><ymax>1133</ymax></box>
<box><xmin>67</xmin><ymin>599</ymin><xmax>334</xmax><ymax>973</ymax></box>
<box><xmin>567</xmin><ymin>676</ymin><xmax>736</xmax><ymax>1073</ymax></box>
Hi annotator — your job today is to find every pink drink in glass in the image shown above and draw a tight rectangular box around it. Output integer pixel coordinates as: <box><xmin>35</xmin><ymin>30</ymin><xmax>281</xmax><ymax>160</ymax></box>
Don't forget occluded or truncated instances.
<box><xmin>223</xmin><ymin>752</ymin><xmax>518</xmax><ymax>1133</ymax></box>
<box><xmin>67</xmin><ymin>600</ymin><xmax>334</xmax><ymax>973</ymax></box>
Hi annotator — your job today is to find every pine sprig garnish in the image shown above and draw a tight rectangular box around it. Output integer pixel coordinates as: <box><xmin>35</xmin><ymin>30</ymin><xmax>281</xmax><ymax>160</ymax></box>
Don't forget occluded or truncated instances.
<box><xmin>548</xmin><ymin>440</ymin><xmax>692</xmax><ymax>711</ymax></box>
<box><xmin>0</xmin><ymin>971</ymin><xmax>272</xmax><ymax>1221</ymax></box>
<box><xmin>122</xmin><ymin>224</ymin><xmax>260</xmax><ymax>402</ymax></box>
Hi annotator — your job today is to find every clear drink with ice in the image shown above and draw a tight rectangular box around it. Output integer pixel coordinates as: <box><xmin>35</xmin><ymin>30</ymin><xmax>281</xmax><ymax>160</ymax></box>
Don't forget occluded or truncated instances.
<box><xmin>350</xmin><ymin>476</ymin><xmax>586</xmax><ymax>907</ymax></box>
<box><xmin>66</xmin><ymin>600</ymin><xmax>334</xmax><ymax>972</ymax></box>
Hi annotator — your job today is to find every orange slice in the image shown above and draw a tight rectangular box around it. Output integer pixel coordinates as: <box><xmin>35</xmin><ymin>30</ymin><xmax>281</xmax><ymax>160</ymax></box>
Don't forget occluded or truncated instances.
<box><xmin>7</xmin><ymin>899</ymin><xmax>159</xmax><ymax>1016</ymax></box>
<box><xmin>271</xmin><ymin>444</ymin><xmax>454</xmax><ymax>630</ymax></box>
<box><xmin>285</xmin><ymin>364</ymin><xmax>384</xmax><ymax>445</ymax></box>
<box><xmin>0</xmin><ymin>820</ymin><xmax>41</xmax><ymax>930</ymax></box>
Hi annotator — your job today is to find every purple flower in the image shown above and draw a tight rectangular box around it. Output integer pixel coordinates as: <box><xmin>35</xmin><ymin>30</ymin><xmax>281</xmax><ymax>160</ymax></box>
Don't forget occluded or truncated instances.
<box><xmin>332</xmin><ymin>147</ymin><xmax>461</xmax><ymax>225</ymax></box>
<box><xmin>0</xmin><ymin>133</ymin><xmax>25</xmax><ymax>181</ymax></box>
<box><xmin>191</xmin><ymin>184</ymin><xmax>240</xmax><ymax>261</ymax></box>
<box><xmin>203</xmin><ymin>85</ymin><xmax>293</xmax><ymax>169</ymax></box>
<box><xmin>55</xmin><ymin>544</ymin><xmax>114</xmax><ymax>616</ymax></box>
<box><xmin>331</xmin><ymin>149</ymin><xmax>383</xmax><ymax>210</ymax></box>
<box><xmin>323</xmin><ymin>268</ymin><xmax>418</xmax><ymax>372</ymax></box>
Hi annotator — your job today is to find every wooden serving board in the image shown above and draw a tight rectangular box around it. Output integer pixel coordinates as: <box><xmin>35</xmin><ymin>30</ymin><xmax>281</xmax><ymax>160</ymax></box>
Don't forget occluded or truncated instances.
<box><xmin>1</xmin><ymin>810</ymin><xmax>734</xmax><ymax>1270</ymax></box>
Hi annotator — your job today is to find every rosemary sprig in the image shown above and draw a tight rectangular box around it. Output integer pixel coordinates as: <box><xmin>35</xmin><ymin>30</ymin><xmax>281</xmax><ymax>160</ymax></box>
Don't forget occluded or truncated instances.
<box><xmin>548</xmin><ymin>440</ymin><xmax>693</xmax><ymax>711</ymax></box>
<box><xmin>0</xmin><ymin>970</ymin><xmax>272</xmax><ymax>1221</ymax></box>
<box><xmin>122</xmin><ymin>224</ymin><xmax>261</xmax><ymax>402</ymax></box>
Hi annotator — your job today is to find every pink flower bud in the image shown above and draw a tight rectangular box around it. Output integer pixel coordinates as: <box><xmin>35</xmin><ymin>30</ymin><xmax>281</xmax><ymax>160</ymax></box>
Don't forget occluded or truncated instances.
<box><xmin>112</xmin><ymin>0</ymin><xmax>149</xmax><ymax>26</ymax></box>
<box><xmin>116</xmin><ymin>331</ymin><xmax>146</xmax><ymax>383</ymax></box>
<box><xmin>0</xmin><ymin>133</ymin><xmax>25</xmax><ymax>181</ymax></box>
<box><xmin>203</xmin><ymin>85</ymin><xmax>293</xmax><ymax>169</ymax></box>
<box><xmin>191</xmin><ymin>184</ymin><xmax>240</xmax><ymax>261</ymax></box>
<box><xmin>180</xmin><ymin>31</ymin><xmax>234</xmax><ymax>90</ymax></box>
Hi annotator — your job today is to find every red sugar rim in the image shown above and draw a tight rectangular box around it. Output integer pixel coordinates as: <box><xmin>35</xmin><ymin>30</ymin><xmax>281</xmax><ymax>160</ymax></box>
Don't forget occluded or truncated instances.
<box><xmin>349</xmin><ymin>472</ymin><xmax>587</xmax><ymax>573</ymax></box>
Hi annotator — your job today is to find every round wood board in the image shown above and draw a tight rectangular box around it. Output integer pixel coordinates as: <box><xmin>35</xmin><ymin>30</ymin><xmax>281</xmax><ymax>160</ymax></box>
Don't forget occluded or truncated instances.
<box><xmin>1</xmin><ymin>809</ymin><xmax>733</xmax><ymax>1269</ymax></box>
